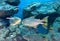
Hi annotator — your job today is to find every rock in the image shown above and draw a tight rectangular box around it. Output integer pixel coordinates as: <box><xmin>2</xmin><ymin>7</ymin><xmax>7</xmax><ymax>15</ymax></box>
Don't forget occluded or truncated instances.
<box><xmin>0</xmin><ymin>0</ymin><xmax>19</xmax><ymax>28</ymax></box>
<box><xmin>0</xmin><ymin>28</ymin><xmax>9</xmax><ymax>40</ymax></box>
<box><xmin>0</xmin><ymin>19</ymin><xmax>9</xmax><ymax>27</ymax></box>
<box><xmin>5</xmin><ymin>0</ymin><xmax>20</xmax><ymax>6</ymax></box>
<box><xmin>52</xmin><ymin>17</ymin><xmax>60</xmax><ymax>33</ymax></box>
<box><xmin>48</xmin><ymin>32</ymin><xmax>60</xmax><ymax>41</ymax></box>
<box><xmin>0</xmin><ymin>4</ymin><xmax>18</xmax><ymax>18</ymax></box>
<box><xmin>23</xmin><ymin>2</ymin><xmax>56</xmax><ymax>19</ymax></box>
<box><xmin>0</xmin><ymin>0</ymin><xmax>21</xmax><ymax>41</ymax></box>
<box><xmin>23</xmin><ymin>2</ymin><xmax>41</xmax><ymax>19</ymax></box>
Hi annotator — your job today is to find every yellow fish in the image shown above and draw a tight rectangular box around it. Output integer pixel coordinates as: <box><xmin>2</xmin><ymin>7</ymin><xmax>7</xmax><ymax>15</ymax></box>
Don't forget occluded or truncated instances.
<box><xmin>6</xmin><ymin>17</ymin><xmax>21</xmax><ymax>26</ymax></box>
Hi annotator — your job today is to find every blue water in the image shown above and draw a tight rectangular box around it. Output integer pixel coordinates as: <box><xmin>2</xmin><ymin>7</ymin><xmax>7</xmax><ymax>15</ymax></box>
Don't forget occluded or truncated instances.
<box><xmin>14</xmin><ymin>0</ymin><xmax>55</xmax><ymax>19</ymax></box>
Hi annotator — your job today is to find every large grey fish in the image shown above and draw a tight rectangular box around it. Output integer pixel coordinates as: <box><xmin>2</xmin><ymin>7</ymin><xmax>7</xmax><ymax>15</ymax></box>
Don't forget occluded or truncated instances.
<box><xmin>22</xmin><ymin>18</ymin><xmax>44</xmax><ymax>28</ymax></box>
<box><xmin>22</xmin><ymin>16</ymin><xmax>48</xmax><ymax>28</ymax></box>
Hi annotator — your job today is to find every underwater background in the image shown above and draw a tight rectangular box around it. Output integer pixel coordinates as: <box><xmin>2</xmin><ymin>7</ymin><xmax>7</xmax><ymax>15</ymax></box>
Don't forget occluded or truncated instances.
<box><xmin>0</xmin><ymin>0</ymin><xmax>60</xmax><ymax>41</ymax></box>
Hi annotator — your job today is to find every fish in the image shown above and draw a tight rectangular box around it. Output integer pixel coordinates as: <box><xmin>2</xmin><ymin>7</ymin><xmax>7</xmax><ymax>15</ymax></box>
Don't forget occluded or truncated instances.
<box><xmin>6</xmin><ymin>17</ymin><xmax>21</xmax><ymax>26</ymax></box>
<box><xmin>22</xmin><ymin>18</ymin><xmax>44</xmax><ymax>28</ymax></box>
<box><xmin>22</xmin><ymin>16</ymin><xmax>48</xmax><ymax>29</ymax></box>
